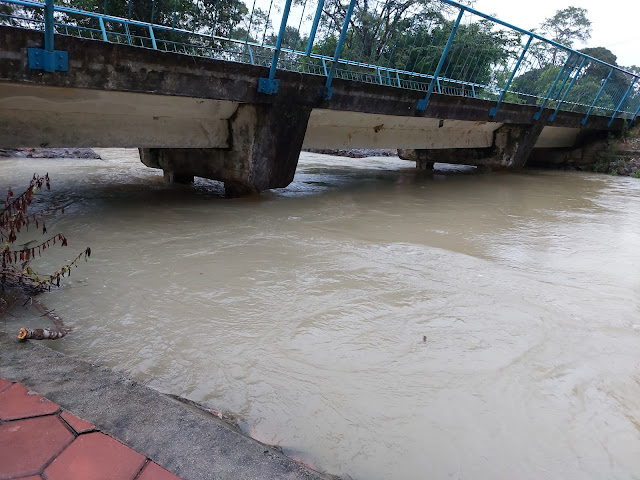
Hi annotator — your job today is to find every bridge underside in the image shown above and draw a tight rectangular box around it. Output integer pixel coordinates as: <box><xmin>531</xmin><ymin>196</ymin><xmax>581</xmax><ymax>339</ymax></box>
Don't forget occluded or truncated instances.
<box><xmin>0</xmin><ymin>26</ymin><xmax>623</xmax><ymax>194</ymax></box>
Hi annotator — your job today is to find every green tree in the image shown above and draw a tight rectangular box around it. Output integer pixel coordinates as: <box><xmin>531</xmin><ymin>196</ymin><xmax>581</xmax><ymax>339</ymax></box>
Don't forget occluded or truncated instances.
<box><xmin>540</xmin><ymin>6</ymin><xmax>591</xmax><ymax>48</ymax></box>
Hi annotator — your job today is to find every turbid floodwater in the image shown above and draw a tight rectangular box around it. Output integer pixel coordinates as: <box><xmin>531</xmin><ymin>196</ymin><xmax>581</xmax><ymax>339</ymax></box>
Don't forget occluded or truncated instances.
<box><xmin>1</xmin><ymin>150</ymin><xmax>639</xmax><ymax>480</ymax></box>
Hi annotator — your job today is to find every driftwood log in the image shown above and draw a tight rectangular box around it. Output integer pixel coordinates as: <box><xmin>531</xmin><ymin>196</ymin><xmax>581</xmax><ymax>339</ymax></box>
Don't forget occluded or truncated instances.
<box><xmin>17</xmin><ymin>297</ymin><xmax>70</xmax><ymax>341</ymax></box>
<box><xmin>18</xmin><ymin>327</ymin><xmax>66</xmax><ymax>340</ymax></box>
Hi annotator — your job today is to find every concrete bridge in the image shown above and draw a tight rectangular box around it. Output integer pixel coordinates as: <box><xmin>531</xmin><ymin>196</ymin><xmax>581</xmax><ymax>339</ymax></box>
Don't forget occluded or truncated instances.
<box><xmin>1</xmin><ymin>0</ymin><xmax>639</xmax><ymax>194</ymax></box>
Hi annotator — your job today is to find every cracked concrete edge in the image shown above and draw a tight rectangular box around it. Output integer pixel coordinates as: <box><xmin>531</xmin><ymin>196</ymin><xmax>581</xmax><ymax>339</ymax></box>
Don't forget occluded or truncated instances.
<box><xmin>0</xmin><ymin>332</ymin><xmax>338</xmax><ymax>480</ymax></box>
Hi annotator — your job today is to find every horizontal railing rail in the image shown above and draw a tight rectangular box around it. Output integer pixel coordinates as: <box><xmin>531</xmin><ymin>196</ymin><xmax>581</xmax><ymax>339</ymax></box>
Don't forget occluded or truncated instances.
<box><xmin>1</xmin><ymin>0</ymin><xmax>638</xmax><ymax>125</ymax></box>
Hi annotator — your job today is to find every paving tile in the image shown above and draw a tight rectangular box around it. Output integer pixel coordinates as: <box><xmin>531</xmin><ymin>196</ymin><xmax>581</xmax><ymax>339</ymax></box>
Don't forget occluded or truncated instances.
<box><xmin>0</xmin><ymin>383</ymin><xmax>59</xmax><ymax>421</ymax></box>
<box><xmin>136</xmin><ymin>461</ymin><xmax>182</xmax><ymax>480</ymax></box>
<box><xmin>60</xmin><ymin>411</ymin><xmax>96</xmax><ymax>434</ymax></box>
<box><xmin>44</xmin><ymin>432</ymin><xmax>146</xmax><ymax>480</ymax></box>
<box><xmin>0</xmin><ymin>416</ymin><xmax>74</xmax><ymax>479</ymax></box>
<box><xmin>0</xmin><ymin>378</ymin><xmax>10</xmax><ymax>394</ymax></box>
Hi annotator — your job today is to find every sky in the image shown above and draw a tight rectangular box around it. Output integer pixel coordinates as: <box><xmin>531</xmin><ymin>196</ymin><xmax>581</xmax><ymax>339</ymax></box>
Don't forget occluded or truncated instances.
<box><xmin>472</xmin><ymin>0</ymin><xmax>640</xmax><ymax>68</ymax></box>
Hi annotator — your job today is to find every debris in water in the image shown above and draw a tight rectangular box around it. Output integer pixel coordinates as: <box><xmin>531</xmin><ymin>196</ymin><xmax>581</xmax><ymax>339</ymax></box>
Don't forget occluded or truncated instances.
<box><xmin>422</xmin><ymin>335</ymin><xmax>427</xmax><ymax>343</ymax></box>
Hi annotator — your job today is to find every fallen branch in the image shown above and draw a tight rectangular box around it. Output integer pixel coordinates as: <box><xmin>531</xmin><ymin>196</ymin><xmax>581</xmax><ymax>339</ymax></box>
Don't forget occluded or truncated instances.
<box><xmin>16</xmin><ymin>296</ymin><xmax>70</xmax><ymax>341</ymax></box>
<box><xmin>30</xmin><ymin>297</ymin><xmax>68</xmax><ymax>333</ymax></box>
<box><xmin>18</xmin><ymin>327</ymin><xmax>66</xmax><ymax>340</ymax></box>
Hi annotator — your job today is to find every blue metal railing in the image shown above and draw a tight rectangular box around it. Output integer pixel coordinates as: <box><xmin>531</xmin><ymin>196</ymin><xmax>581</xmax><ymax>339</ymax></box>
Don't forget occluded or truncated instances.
<box><xmin>1</xmin><ymin>0</ymin><xmax>638</xmax><ymax>125</ymax></box>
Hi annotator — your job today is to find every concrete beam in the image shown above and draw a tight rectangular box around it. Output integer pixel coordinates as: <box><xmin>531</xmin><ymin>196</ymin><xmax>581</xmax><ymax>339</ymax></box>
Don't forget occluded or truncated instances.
<box><xmin>304</xmin><ymin>111</ymin><xmax>502</xmax><ymax>149</ymax></box>
<box><xmin>399</xmin><ymin>123</ymin><xmax>545</xmax><ymax>169</ymax></box>
<box><xmin>0</xmin><ymin>83</ymin><xmax>237</xmax><ymax>148</ymax></box>
<box><xmin>140</xmin><ymin>103</ymin><xmax>312</xmax><ymax>195</ymax></box>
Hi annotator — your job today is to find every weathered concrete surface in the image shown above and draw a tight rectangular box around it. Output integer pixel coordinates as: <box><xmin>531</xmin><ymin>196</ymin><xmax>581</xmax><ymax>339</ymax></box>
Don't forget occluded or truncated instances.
<box><xmin>304</xmin><ymin>111</ymin><xmax>502</xmax><ymax>149</ymax></box>
<box><xmin>0</xmin><ymin>332</ymin><xmax>334</xmax><ymax>480</ymax></box>
<box><xmin>0</xmin><ymin>25</ymin><xmax>630</xmax><ymax>189</ymax></box>
<box><xmin>0</xmin><ymin>25</ymin><xmax>624</xmax><ymax>130</ymax></box>
<box><xmin>397</xmin><ymin>149</ymin><xmax>434</xmax><ymax>170</ymax></box>
<box><xmin>398</xmin><ymin>123</ymin><xmax>545</xmax><ymax>169</ymax></box>
<box><xmin>0</xmin><ymin>83</ymin><xmax>237</xmax><ymax>148</ymax></box>
<box><xmin>140</xmin><ymin>103</ymin><xmax>312</xmax><ymax>194</ymax></box>
<box><xmin>0</xmin><ymin>80</ymin><xmax>581</xmax><ymax>154</ymax></box>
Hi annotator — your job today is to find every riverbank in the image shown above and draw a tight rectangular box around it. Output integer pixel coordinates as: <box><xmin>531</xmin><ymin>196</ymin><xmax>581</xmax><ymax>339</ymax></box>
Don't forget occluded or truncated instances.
<box><xmin>0</xmin><ymin>377</ymin><xmax>183</xmax><ymax>479</ymax></box>
<box><xmin>0</xmin><ymin>331</ymin><xmax>336</xmax><ymax>480</ymax></box>
<box><xmin>528</xmin><ymin>126</ymin><xmax>640</xmax><ymax>177</ymax></box>
<box><xmin>0</xmin><ymin>148</ymin><xmax>101</xmax><ymax>159</ymax></box>
<box><xmin>303</xmin><ymin>148</ymin><xmax>398</xmax><ymax>158</ymax></box>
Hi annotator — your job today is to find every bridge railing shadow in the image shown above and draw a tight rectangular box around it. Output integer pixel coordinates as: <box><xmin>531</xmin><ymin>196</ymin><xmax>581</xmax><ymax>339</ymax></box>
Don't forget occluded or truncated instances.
<box><xmin>1</xmin><ymin>0</ymin><xmax>639</xmax><ymax>125</ymax></box>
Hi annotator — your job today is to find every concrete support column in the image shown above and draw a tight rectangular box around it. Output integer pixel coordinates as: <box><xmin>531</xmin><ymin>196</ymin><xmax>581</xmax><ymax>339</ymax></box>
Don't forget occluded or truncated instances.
<box><xmin>398</xmin><ymin>123</ymin><xmax>545</xmax><ymax>169</ymax></box>
<box><xmin>397</xmin><ymin>149</ymin><xmax>434</xmax><ymax>170</ymax></box>
<box><xmin>140</xmin><ymin>103</ymin><xmax>312</xmax><ymax>196</ymax></box>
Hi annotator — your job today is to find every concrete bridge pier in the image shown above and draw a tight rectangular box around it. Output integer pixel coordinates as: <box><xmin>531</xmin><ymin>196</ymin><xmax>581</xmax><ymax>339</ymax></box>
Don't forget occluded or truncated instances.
<box><xmin>397</xmin><ymin>149</ymin><xmax>435</xmax><ymax>170</ymax></box>
<box><xmin>140</xmin><ymin>103</ymin><xmax>312</xmax><ymax>196</ymax></box>
<box><xmin>397</xmin><ymin>123</ymin><xmax>545</xmax><ymax>170</ymax></box>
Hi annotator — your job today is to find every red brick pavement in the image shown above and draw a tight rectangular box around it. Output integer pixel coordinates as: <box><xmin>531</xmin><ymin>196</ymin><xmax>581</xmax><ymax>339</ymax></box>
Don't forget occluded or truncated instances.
<box><xmin>0</xmin><ymin>377</ymin><xmax>182</xmax><ymax>480</ymax></box>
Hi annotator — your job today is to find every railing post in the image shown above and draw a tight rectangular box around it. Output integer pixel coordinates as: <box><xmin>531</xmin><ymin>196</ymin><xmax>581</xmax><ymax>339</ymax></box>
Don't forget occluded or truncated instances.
<box><xmin>27</xmin><ymin>0</ymin><xmax>68</xmax><ymax>72</ymax></box>
<box><xmin>608</xmin><ymin>77</ymin><xmax>637</xmax><ymax>127</ymax></box>
<box><xmin>149</xmin><ymin>26</ymin><xmax>157</xmax><ymax>49</ymax></box>
<box><xmin>246</xmin><ymin>45</ymin><xmax>255</xmax><ymax>64</ymax></box>
<box><xmin>416</xmin><ymin>8</ymin><xmax>464</xmax><ymax>111</ymax></box>
<box><xmin>581</xmin><ymin>68</ymin><xmax>614</xmax><ymax>125</ymax></box>
<box><xmin>44</xmin><ymin>0</ymin><xmax>54</xmax><ymax>53</ymax></box>
<box><xmin>98</xmin><ymin>17</ymin><xmax>108</xmax><ymax>42</ymax></box>
<box><xmin>305</xmin><ymin>0</ymin><xmax>325</xmax><ymax>56</ymax></box>
<box><xmin>324</xmin><ymin>0</ymin><xmax>357</xmax><ymax>100</ymax></box>
<box><xmin>489</xmin><ymin>35</ymin><xmax>532</xmax><ymax>117</ymax></box>
<box><xmin>258</xmin><ymin>0</ymin><xmax>294</xmax><ymax>94</ymax></box>
<box><xmin>532</xmin><ymin>52</ymin><xmax>574</xmax><ymax>120</ymax></box>
<box><xmin>549</xmin><ymin>56</ymin><xmax>586</xmax><ymax>121</ymax></box>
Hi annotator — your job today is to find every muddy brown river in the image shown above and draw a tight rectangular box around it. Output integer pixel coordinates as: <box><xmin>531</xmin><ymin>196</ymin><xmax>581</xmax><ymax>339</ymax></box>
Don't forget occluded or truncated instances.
<box><xmin>2</xmin><ymin>150</ymin><xmax>640</xmax><ymax>479</ymax></box>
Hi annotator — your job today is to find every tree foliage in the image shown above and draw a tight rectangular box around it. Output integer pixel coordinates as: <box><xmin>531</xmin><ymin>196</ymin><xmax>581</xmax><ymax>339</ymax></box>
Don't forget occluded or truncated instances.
<box><xmin>0</xmin><ymin>175</ymin><xmax>91</xmax><ymax>305</ymax></box>
<box><xmin>540</xmin><ymin>6</ymin><xmax>592</xmax><ymax>48</ymax></box>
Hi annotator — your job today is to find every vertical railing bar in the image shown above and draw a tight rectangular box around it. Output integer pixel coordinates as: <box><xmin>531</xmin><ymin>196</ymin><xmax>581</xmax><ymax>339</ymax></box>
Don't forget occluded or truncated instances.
<box><xmin>149</xmin><ymin>25</ymin><xmax>157</xmax><ymax>49</ymax></box>
<box><xmin>98</xmin><ymin>17</ymin><xmax>107</xmax><ymax>41</ymax></box>
<box><xmin>549</xmin><ymin>56</ymin><xmax>586</xmax><ymax>121</ymax></box>
<box><xmin>416</xmin><ymin>8</ymin><xmax>464</xmax><ymax>111</ymax></box>
<box><xmin>532</xmin><ymin>52</ymin><xmax>575</xmax><ymax>120</ymax></box>
<box><xmin>172</xmin><ymin>0</ymin><xmax>178</xmax><ymax>28</ymax></box>
<box><xmin>267</xmin><ymin>0</ymin><xmax>294</xmax><ymax>81</ymax></box>
<box><xmin>552</xmin><ymin>54</ymin><xmax>580</xmax><ymax>101</ymax></box>
<box><xmin>125</xmin><ymin>22</ymin><xmax>132</xmax><ymax>45</ymax></box>
<box><xmin>305</xmin><ymin>0</ymin><xmax>325</xmax><ymax>56</ymax></box>
<box><xmin>490</xmin><ymin>35</ymin><xmax>532</xmax><ymax>117</ymax></box>
<box><xmin>608</xmin><ymin>77</ymin><xmax>637</xmax><ymax>127</ymax></box>
<box><xmin>629</xmin><ymin>104</ymin><xmax>640</xmax><ymax>128</ymax></box>
<box><xmin>246</xmin><ymin>44</ymin><xmax>254</xmax><ymax>64</ymax></box>
<box><xmin>581</xmin><ymin>68</ymin><xmax>614</xmax><ymax>125</ymax></box>
<box><xmin>260</xmin><ymin>0</ymin><xmax>276</xmax><ymax>45</ymax></box>
<box><xmin>377</xmin><ymin>68</ymin><xmax>382</xmax><ymax>85</ymax></box>
<box><xmin>324</xmin><ymin>0</ymin><xmax>357</xmax><ymax>99</ymax></box>
<box><xmin>244</xmin><ymin>0</ymin><xmax>258</xmax><ymax>45</ymax></box>
<box><xmin>44</xmin><ymin>0</ymin><xmax>54</xmax><ymax>53</ymax></box>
